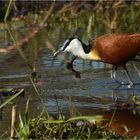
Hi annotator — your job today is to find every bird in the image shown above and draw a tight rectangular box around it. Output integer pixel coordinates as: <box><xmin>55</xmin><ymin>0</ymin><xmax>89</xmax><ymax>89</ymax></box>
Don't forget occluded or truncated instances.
<box><xmin>53</xmin><ymin>33</ymin><xmax>140</xmax><ymax>87</ymax></box>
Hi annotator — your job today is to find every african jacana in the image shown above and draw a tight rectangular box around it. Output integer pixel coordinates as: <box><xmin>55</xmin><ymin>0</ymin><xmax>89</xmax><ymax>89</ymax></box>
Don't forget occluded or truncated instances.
<box><xmin>54</xmin><ymin>33</ymin><xmax>140</xmax><ymax>87</ymax></box>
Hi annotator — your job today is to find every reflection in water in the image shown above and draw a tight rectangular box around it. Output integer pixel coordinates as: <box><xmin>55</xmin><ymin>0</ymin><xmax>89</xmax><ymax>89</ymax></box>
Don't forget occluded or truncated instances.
<box><xmin>104</xmin><ymin>97</ymin><xmax>140</xmax><ymax>136</ymax></box>
<box><xmin>102</xmin><ymin>87</ymin><xmax>140</xmax><ymax>137</ymax></box>
<box><xmin>104</xmin><ymin>105</ymin><xmax>140</xmax><ymax>137</ymax></box>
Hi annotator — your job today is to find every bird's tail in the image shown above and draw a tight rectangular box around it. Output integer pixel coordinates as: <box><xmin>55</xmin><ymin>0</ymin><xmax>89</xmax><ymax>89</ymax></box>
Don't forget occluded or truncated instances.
<box><xmin>130</xmin><ymin>34</ymin><xmax>140</xmax><ymax>44</ymax></box>
<box><xmin>130</xmin><ymin>34</ymin><xmax>140</xmax><ymax>51</ymax></box>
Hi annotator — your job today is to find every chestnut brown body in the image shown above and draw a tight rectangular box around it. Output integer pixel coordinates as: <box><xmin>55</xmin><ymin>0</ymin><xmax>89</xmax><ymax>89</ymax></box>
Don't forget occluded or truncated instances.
<box><xmin>93</xmin><ymin>33</ymin><xmax>140</xmax><ymax>65</ymax></box>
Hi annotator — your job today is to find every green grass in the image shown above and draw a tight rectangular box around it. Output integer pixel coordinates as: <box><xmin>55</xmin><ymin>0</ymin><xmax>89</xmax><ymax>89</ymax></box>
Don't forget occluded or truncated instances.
<box><xmin>16</xmin><ymin>113</ymin><xmax>121</xmax><ymax>139</ymax></box>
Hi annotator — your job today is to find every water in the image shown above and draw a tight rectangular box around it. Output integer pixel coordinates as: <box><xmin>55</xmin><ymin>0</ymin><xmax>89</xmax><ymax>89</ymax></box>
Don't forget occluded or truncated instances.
<box><xmin>0</xmin><ymin>34</ymin><xmax>140</xmax><ymax>136</ymax></box>
<box><xmin>0</xmin><ymin>21</ymin><xmax>140</xmax><ymax>137</ymax></box>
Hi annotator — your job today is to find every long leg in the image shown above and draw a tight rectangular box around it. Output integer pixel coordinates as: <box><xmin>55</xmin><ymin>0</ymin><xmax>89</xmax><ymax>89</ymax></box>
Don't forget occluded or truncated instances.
<box><xmin>111</xmin><ymin>65</ymin><xmax>118</xmax><ymax>80</ymax></box>
<box><xmin>111</xmin><ymin>65</ymin><xmax>122</xmax><ymax>84</ymax></box>
<box><xmin>67</xmin><ymin>56</ymin><xmax>77</xmax><ymax>69</ymax></box>
<box><xmin>122</xmin><ymin>65</ymin><xmax>133</xmax><ymax>87</ymax></box>
<box><xmin>66</xmin><ymin>56</ymin><xmax>80</xmax><ymax>78</ymax></box>
<box><xmin>133</xmin><ymin>64</ymin><xmax>140</xmax><ymax>77</ymax></box>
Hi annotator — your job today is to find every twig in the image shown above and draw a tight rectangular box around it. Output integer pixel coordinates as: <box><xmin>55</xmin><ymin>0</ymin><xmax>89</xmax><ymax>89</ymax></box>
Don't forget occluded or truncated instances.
<box><xmin>10</xmin><ymin>105</ymin><xmax>16</xmax><ymax>140</ymax></box>
<box><xmin>46</xmin><ymin>40</ymin><xmax>56</xmax><ymax>53</ymax></box>
<box><xmin>1</xmin><ymin>2</ymin><xmax>56</xmax><ymax>54</ymax></box>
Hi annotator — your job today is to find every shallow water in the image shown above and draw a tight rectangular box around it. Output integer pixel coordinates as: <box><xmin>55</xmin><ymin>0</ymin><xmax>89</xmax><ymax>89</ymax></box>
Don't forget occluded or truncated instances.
<box><xmin>0</xmin><ymin>26</ymin><xmax>140</xmax><ymax>137</ymax></box>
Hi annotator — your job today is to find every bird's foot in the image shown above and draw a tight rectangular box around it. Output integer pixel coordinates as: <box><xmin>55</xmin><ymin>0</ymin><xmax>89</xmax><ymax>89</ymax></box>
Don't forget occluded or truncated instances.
<box><xmin>121</xmin><ymin>81</ymin><xmax>134</xmax><ymax>88</ymax></box>
<box><xmin>128</xmin><ymin>81</ymin><xmax>134</xmax><ymax>88</ymax></box>
<box><xmin>75</xmin><ymin>71</ymin><xmax>81</xmax><ymax>78</ymax></box>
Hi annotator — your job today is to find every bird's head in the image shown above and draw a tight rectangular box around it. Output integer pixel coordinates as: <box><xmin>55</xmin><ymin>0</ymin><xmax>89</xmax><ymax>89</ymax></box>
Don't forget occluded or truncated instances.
<box><xmin>53</xmin><ymin>37</ymin><xmax>83</xmax><ymax>58</ymax></box>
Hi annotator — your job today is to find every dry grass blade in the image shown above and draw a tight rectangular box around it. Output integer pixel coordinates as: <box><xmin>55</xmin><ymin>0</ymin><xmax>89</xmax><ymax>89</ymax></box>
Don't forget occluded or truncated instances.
<box><xmin>0</xmin><ymin>89</ymin><xmax>24</xmax><ymax>109</ymax></box>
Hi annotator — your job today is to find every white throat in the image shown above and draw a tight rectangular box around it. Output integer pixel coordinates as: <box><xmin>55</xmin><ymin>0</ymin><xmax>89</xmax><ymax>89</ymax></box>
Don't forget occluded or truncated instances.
<box><xmin>65</xmin><ymin>39</ymin><xmax>92</xmax><ymax>60</ymax></box>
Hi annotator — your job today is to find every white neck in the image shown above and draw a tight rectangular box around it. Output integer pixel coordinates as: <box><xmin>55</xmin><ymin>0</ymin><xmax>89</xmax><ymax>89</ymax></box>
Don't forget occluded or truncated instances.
<box><xmin>66</xmin><ymin>38</ymin><xmax>101</xmax><ymax>61</ymax></box>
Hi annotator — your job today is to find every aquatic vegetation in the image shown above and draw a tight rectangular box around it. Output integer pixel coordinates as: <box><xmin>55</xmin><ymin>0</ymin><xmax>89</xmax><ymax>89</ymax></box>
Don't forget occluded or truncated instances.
<box><xmin>16</xmin><ymin>110</ymin><xmax>121</xmax><ymax>139</ymax></box>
